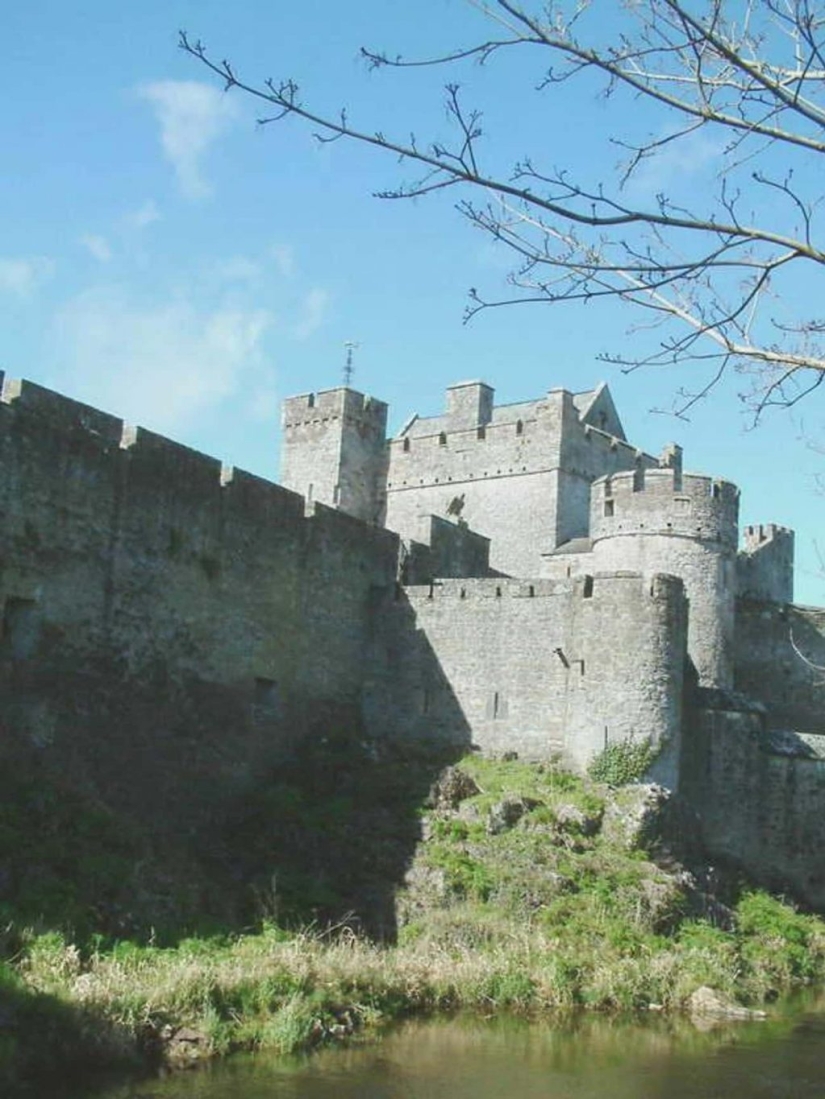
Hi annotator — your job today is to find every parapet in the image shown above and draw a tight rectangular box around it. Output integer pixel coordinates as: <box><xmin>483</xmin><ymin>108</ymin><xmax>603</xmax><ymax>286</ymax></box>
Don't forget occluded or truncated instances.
<box><xmin>590</xmin><ymin>467</ymin><xmax>740</xmax><ymax>549</ymax></box>
<box><xmin>2</xmin><ymin>377</ymin><xmax>125</xmax><ymax>444</ymax></box>
<box><xmin>399</xmin><ymin>515</ymin><xmax>491</xmax><ymax>582</ymax></box>
<box><xmin>0</xmin><ymin>375</ymin><xmax>381</xmax><ymax>545</ymax></box>
<box><xmin>402</xmin><ymin>569</ymin><xmax>684</xmax><ymax>608</ymax></box>
<box><xmin>738</xmin><ymin>523</ymin><xmax>795</xmax><ymax>604</ymax></box>
<box><xmin>282</xmin><ymin>387</ymin><xmax>388</xmax><ymax>434</ymax></box>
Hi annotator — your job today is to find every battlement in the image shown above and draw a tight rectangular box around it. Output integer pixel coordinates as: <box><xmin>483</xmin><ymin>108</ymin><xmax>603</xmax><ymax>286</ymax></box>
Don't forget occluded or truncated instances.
<box><xmin>738</xmin><ymin>523</ymin><xmax>795</xmax><ymax>604</ymax></box>
<box><xmin>282</xmin><ymin>387</ymin><xmax>388</xmax><ymax>433</ymax></box>
<box><xmin>742</xmin><ymin>523</ymin><xmax>794</xmax><ymax>552</ymax></box>
<box><xmin>403</xmin><ymin>570</ymin><xmax>684</xmax><ymax>606</ymax></box>
<box><xmin>590</xmin><ymin>467</ymin><xmax>740</xmax><ymax>548</ymax></box>
<box><xmin>0</xmin><ymin>375</ymin><xmax>322</xmax><ymax>533</ymax></box>
<box><xmin>2</xmin><ymin>376</ymin><xmax>125</xmax><ymax>443</ymax></box>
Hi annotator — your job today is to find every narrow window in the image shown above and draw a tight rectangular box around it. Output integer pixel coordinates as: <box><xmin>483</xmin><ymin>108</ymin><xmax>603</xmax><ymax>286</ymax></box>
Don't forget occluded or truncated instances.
<box><xmin>583</xmin><ymin>576</ymin><xmax>594</xmax><ymax>599</ymax></box>
<box><xmin>477</xmin><ymin>426</ymin><xmax>486</xmax><ymax>441</ymax></box>
<box><xmin>633</xmin><ymin>463</ymin><xmax>644</xmax><ymax>492</ymax></box>
<box><xmin>495</xmin><ymin>585</ymin><xmax>502</xmax><ymax>597</ymax></box>
<box><xmin>403</xmin><ymin>436</ymin><xmax>411</xmax><ymax>452</ymax></box>
<box><xmin>252</xmin><ymin>678</ymin><xmax>280</xmax><ymax>725</ymax></box>
<box><xmin>712</xmin><ymin>482</ymin><xmax>721</xmax><ymax>499</ymax></box>
<box><xmin>439</xmin><ymin>432</ymin><xmax>447</xmax><ymax>446</ymax></box>
<box><xmin>254</xmin><ymin>678</ymin><xmax>279</xmax><ymax>707</ymax></box>
<box><xmin>528</xmin><ymin>584</ymin><xmax>535</xmax><ymax>597</ymax></box>
<box><xmin>493</xmin><ymin>691</ymin><xmax>500</xmax><ymax>718</ymax></box>
<box><xmin>307</xmin><ymin>393</ymin><xmax>315</xmax><ymax>409</ymax></box>
<box><xmin>516</xmin><ymin>419</ymin><xmax>524</xmax><ymax>436</ymax></box>
<box><xmin>604</xmin><ymin>499</ymin><xmax>615</xmax><ymax>517</ymax></box>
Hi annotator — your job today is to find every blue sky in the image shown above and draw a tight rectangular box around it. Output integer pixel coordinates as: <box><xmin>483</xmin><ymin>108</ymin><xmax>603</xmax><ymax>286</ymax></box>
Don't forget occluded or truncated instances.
<box><xmin>2</xmin><ymin>0</ymin><xmax>822</xmax><ymax>602</ymax></box>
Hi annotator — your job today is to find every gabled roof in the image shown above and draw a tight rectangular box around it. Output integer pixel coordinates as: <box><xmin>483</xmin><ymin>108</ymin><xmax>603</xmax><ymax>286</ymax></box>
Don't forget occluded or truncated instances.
<box><xmin>574</xmin><ymin>383</ymin><xmax>626</xmax><ymax>441</ymax></box>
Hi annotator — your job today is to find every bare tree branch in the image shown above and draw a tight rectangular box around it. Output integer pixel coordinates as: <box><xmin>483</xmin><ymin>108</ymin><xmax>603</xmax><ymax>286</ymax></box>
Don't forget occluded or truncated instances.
<box><xmin>181</xmin><ymin>1</ymin><xmax>825</xmax><ymax>417</ymax></box>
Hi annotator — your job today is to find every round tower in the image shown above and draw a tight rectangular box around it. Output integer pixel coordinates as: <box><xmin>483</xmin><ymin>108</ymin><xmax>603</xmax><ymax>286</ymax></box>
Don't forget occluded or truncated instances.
<box><xmin>589</xmin><ymin>465</ymin><xmax>739</xmax><ymax>688</ymax></box>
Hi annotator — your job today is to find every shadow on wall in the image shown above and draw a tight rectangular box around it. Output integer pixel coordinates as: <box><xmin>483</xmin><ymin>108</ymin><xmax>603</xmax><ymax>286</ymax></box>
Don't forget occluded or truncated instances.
<box><xmin>735</xmin><ymin>601</ymin><xmax>825</xmax><ymax>735</ymax></box>
<box><xmin>224</xmin><ymin>596</ymin><xmax>472</xmax><ymax>943</ymax></box>
<box><xmin>0</xmin><ymin>611</ymin><xmax>471</xmax><ymax>947</ymax></box>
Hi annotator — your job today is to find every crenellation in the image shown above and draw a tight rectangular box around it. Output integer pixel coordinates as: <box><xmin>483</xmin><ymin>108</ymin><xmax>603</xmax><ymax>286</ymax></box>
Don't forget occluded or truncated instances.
<box><xmin>738</xmin><ymin>522</ymin><xmax>795</xmax><ymax>604</ymax></box>
<box><xmin>591</xmin><ymin>469</ymin><xmax>740</xmax><ymax>546</ymax></box>
<box><xmin>3</xmin><ymin>366</ymin><xmax>824</xmax><ymax>911</ymax></box>
<box><xmin>2</xmin><ymin>376</ymin><xmax>125</xmax><ymax>442</ymax></box>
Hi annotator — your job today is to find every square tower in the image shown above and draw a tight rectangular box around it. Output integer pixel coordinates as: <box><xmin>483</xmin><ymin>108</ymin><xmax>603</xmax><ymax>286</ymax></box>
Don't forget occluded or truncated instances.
<box><xmin>281</xmin><ymin>387</ymin><xmax>388</xmax><ymax>523</ymax></box>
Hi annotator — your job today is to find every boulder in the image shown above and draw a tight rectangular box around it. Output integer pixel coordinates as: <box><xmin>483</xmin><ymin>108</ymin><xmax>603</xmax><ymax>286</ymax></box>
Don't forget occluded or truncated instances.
<box><xmin>601</xmin><ymin>783</ymin><xmax>670</xmax><ymax>852</ymax></box>
<box><xmin>427</xmin><ymin>767</ymin><xmax>481</xmax><ymax>810</ymax></box>
<box><xmin>555</xmin><ymin>803</ymin><xmax>603</xmax><ymax>837</ymax></box>
<box><xmin>486</xmin><ymin>796</ymin><xmax>542</xmax><ymax>835</ymax></box>
<box><xmin>687</xmin><ymin>986</ymin><xmax>766</xmax><ymax>1022</ymax></box>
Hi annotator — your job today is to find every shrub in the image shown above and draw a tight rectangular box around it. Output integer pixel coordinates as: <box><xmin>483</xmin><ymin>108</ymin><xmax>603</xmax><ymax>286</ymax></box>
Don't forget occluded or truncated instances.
<box><xmin>587</xmin><ymin>739</ymin><xmax>658</xmax><ymax>786</ymax></box>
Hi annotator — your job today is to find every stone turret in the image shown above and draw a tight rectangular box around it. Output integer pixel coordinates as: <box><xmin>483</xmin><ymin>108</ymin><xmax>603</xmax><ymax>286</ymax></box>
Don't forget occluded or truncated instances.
<box><xmin>589</xmin><ymin>464</ymin><xmax>740</xmax><ymax>688</ymax></box>
<box><xmin>281</xmin><ymin>387</ymin><xmax>387</xmax><ymax>523</ymax></box>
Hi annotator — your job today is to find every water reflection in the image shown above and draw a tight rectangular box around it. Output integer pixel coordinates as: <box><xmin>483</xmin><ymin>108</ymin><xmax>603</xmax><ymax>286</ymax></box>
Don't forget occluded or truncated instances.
<box><xmin>76</xmin><ymin>1003</ymin><xmax>825</xmax><ymax>1099</ymax></box>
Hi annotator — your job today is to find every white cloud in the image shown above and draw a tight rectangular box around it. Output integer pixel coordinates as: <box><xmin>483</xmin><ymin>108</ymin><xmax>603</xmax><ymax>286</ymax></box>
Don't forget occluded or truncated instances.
<box><xmin>80</xmin><ymin>235</ymin><xmax>112</xmax><ymax>263</ymax></box>
<box><xmin>0</xmin><ymin>256</ymin><xmax>55</xmax><ymax>295</ymax></box>
<box><xmin>271</xmin><ymin>244</ymin><xmax>295</xmax><ymax>278</ymax></box>
<box><xmin>293</xmin><ymin>287</ymin><xmax>329</xmax><ymax>340</ymax></box>
<box><xmin>214</xmin><ymin>256</ymin><xmax>261</xmax><ymax>283</ymax></box>
<box><xmin>51</xmin><ymin>287</ymin><xmax>272</xmax><ymax>434</ymax></box>
<box><xmin>124</xmin><ymin>200</ymin><xmax>161</xmax><ymax>229</ymax></box>
<box><xmin>138</xmin><ymin>81</ymin><xmax>238</xmax><ymax>199</ymax></box>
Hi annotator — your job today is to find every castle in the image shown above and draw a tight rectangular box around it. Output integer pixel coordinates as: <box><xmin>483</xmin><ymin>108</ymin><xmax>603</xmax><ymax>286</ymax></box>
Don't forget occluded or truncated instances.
<box><xmin>1</xmin><ymin>372</ymin><xmax>824</xmax><ymax>908</ymax></box>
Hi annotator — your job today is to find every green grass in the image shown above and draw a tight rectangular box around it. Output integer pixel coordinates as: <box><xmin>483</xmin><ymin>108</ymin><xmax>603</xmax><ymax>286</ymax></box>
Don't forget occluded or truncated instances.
<box><xmin>6</xmin><ymin>754</ymin><xmax>825</xmax><ymax>1089</ymax></box>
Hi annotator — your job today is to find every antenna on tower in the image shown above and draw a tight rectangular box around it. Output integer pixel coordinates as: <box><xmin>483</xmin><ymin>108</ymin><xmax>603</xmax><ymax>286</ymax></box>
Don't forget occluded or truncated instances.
<box><xmin>343</xmin><ymin>341</ymin><xmax>360</xmax><ymax>387</ymax></box>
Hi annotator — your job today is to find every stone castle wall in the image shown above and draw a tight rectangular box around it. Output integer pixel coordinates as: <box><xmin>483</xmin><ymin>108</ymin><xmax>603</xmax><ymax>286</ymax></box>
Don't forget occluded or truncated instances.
<box><xmin>734</xmin><ymin>599</ymin><xmax>825</xmax><ymax>734</ymax></box>
<box><xmin>684</xmin><ymin>698</ymin><xmax>825</xmax><ymax>910</ymax></box>
<box><xmin>365</xmin><ymin>571</ymin><xmax>687</xmax><ymax>786</ymax></box>
<box><xmin>4</xmin><ymin>367</ymin><xmax>825</xmax><ymax>912</ymax></box>
<box><xmin>0</xmin><ymin>376</ymin><xmax>397</xmax><ymax>832</ymax></box>
<box><xmin>738</xmin><ymin>524</ymin><xmax>795</xmax><ymax>604</ymax></box>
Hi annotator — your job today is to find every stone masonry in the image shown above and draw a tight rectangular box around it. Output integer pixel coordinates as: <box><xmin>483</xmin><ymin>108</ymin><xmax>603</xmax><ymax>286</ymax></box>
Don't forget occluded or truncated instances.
<box><xmin>1</xmin><ymin>371</ymin><xmax>824</xmax><ymax>907</ymax></box>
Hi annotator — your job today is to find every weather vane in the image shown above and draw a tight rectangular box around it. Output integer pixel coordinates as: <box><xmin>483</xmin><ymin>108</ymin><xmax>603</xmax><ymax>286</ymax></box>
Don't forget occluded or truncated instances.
<box><xmin>343</xmin><ymin>341</ymin><xmax>360</xmax><ymax>387</ymax></box>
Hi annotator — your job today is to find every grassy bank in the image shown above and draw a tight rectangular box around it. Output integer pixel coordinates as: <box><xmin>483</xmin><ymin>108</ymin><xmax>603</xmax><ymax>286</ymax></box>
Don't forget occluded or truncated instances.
<box><xmin>5</xmin><ymin>755</ymin><xmax>825</xmax><ymax>1091</ymax></box>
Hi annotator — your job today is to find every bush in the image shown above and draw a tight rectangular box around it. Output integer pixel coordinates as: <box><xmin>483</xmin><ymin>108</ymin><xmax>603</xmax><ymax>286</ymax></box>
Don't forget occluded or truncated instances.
<box><xmin>587</xmin><ymin>739</ymin><xmax>658</xmax><ymax>786</ymax></box>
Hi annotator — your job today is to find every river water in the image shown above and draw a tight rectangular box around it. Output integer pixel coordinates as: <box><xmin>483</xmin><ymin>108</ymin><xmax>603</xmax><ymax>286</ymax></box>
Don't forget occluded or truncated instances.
<box><xmin>78</xmin><ymin>1006</ymin><xmax>825</xmax><ymax>1099</ymax></box>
